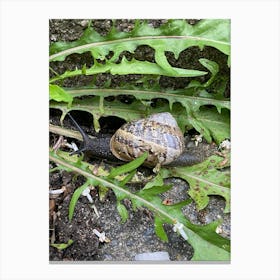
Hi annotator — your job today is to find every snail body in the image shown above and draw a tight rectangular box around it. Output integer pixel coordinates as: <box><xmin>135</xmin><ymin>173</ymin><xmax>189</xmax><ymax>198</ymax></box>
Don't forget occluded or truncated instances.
<box><xmin>68</xmin><ymin>112</ymin><xmax>202</xmax><ymax>168</ymax></box>
<box><xmin>110</xmin><ymin>113</ymin><xmax>184</xmax><ymax>167</ymax></box>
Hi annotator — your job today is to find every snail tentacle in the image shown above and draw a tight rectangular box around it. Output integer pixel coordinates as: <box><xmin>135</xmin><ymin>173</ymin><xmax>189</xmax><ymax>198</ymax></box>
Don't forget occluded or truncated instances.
<box><xmin>68</xmin><ymin>113</ymin><xmax>91</xmax><ymax>155</ymax></box>
<box><xmin>67</xmin><ymin>113</ymin><xmax>117</xmax><ymax>161</ymax></box>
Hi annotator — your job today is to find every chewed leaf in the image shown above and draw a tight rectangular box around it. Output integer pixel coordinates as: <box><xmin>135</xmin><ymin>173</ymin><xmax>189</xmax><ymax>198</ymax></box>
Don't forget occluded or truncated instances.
<box><xmin>50</xmin><ymin>19</ymin><xmax>230</xmax><ymax>144</ymax></box>
<box><xmin>50</xmin><ymin>94</ymin><xmax>229</xmax><ymax>144</ymax></box>
<box><xmin>49</xmin><ymin>19</ymin><xmax>230</xmax><ymax>261</ymax></box>
<box><xmin>169</xmin><ymin>155</ymin><xmax>230</xmax><ymax>213</ymax></box>
<box><xmin>50</xmin><ymin>150</ymin><xmax>230</xmax><ymax>261</ymax></box>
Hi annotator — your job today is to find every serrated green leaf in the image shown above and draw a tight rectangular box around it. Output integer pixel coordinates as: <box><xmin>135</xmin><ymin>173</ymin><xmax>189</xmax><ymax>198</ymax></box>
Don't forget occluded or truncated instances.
<box><xmin>194</xmin><ymin>107</ymin><xmax>230</xmax><ymax>143</ymax></box>
<box><xmin>169</xmin><ymin>155</ymin><xmax>230</xmax><ymax>213</ymax></box>
<box><xmin>50</xmin><ymin>57</ymin><xmax>207</xmax><ymax>83</ymax></box>
<box><xmin>50</xmin><ymin>91</ymin><xmax>229</xmax><ymax>143</ymax></box>
<box><xmin>190</xmin><ymin>107</ymin><xmax>230</xmax><ymax>143</ymax></box>
<box><xmin>49</xmin><ymin>19</ymin><xmax>230</xmax><ymax>90</ymax></box>
<box><xmin>50</xmin><ymin>150</ymin><xmax>230</xmax><ymax>260</ymax></box>
<box><xmin>50</xmin><ymin>19</ymin><xmax>230</xmax><ymax>144</ymax></box>
<box><xmin>112</xmin><ymin>57</ymin><xmax>207</xmax><ymax>77</ymax></box>
<box><xmin>53</xmin><ymin>87</ymin><xmax>230</xmax><ymax>113</ymax></box>
<box><xmin>50</xmin><ymin>19</ymin><xmax>230</xmax><ymax>62</ymax></box>
<box><xmin>49</xmin><ymin>19</ymin><xmax>230</xmax><ymax>261</ymax></box>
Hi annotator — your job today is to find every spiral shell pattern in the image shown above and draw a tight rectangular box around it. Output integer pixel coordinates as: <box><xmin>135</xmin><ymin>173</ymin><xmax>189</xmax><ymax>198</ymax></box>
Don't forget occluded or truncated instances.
<box><xmin>110</xmin><ymin>112</ymin><xmax>185</xmax><ymax>167</ymax></box>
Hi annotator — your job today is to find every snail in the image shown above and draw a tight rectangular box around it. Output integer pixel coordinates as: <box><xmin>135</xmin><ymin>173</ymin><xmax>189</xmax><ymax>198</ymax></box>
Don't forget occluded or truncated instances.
<box><xmin>67</xmin><ymin>112</ymin><xmax>204</xmax><ymax>168</ymax></box>
<box><xmin>110</xmin><ymin>112</ymin><xmax>184</xmax><ymax>167</ymax></box>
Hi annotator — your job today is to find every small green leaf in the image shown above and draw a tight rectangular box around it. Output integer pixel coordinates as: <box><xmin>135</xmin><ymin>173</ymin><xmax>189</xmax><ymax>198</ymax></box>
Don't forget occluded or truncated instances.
<box><xmin>154</xmin><ymin>216</ymin><xmax>168</xmax><ymax>242</ymax></box>
<box><xmin>108</xmin><ymin>152</ymin><xmax>148</xmax><ymax>178</ymax></box>
<box><xmin>68</xmin><ymin>181</ymin><xmax>90</xmax><ymax>221</ymax></box>
<box><xmin>116</xmin><ymin>202</ymin><xmax>129</xmax><ymax>223</ymax></box>
<box><xmin>51</xmin><ymin>239</ymin><xmax>74</xmax><ymax>250</ymax></box>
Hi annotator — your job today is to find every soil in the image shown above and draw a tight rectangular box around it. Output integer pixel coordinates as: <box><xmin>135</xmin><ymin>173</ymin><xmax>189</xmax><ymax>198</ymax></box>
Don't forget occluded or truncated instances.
<box><xmin>49</xmin><ymin>19</ymin><xmax>230</xmax><ymax>262</ymax></box>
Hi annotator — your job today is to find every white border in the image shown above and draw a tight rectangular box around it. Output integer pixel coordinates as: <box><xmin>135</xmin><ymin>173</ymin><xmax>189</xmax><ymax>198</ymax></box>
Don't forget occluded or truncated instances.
<box><xmin>1</xmin><ymin>1</ymin><xmax>279</xmax><ymax>279</ymax></box>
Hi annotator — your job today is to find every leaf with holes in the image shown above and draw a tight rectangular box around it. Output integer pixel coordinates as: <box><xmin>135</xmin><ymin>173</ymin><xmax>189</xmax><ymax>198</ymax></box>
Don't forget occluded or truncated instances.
<box><xmin>50</xmin><ymin>150</ymin><xmax>230</xmax><ymax>260</ymax></box>
<box><xmin>50</xmin><ymin>19</ymin><xmax>230</xmax><ymax>143</ymax></box>
<box><xmin>50</xmin><ymin>95</ymin><xmax>229</xmax><ymax>143</ymax></box>
<box><xmin>167</xmin><ymin>155</ymin><xmax>230</xmax><ymax>213</ymax></box>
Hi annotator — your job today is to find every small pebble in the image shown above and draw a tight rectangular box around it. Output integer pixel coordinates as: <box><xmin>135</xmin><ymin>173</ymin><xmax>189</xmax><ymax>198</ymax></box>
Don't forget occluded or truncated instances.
<box><xmin>135</xmin><ymin>251</ymin><xmax>170</xmax><ymax>261</ymax></box>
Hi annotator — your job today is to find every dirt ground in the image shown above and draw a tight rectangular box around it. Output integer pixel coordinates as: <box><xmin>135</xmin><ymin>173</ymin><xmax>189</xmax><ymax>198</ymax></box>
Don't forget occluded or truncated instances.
<box><xmin>49</xmin><ymin>19</ymin><xmax>230</xmax><ymax>262</ymax></box>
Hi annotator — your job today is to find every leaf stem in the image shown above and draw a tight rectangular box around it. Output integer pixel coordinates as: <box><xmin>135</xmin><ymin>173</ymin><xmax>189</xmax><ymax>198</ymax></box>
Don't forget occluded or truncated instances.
<box><xmin>49</xmin><ymin>153</ymin><xmax>175</xmax><ymax>223</ymax></box>
<box><xmin>50</xmin><ymin>35</ymin><xmax>229</xmax><ymax>61</ymax></box>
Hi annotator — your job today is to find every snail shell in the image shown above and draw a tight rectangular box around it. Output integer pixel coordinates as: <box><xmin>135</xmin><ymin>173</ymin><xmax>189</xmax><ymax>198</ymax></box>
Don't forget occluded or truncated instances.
<box><xmin>110</xmin><ymin>112</ymin><xmax>185</xmax><ymax>167</ymax></box>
